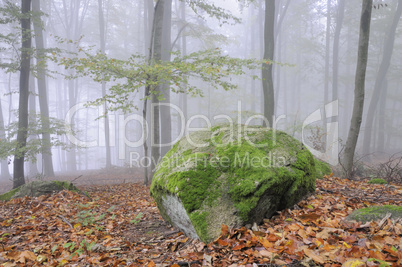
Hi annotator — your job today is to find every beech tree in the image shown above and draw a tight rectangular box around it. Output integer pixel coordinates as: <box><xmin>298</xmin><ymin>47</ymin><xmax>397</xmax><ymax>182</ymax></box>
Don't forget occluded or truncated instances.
<box><xmin>13</xmin><ymin>0</ymin><xmax>32</xmax><ymax>188</ymax></box>
<box><xmin>362</xmin><ymin>0</ymin><xmax>402</xmax><ymax>156</ymax></box>
<box><xmin>341</xmin><ymin>0</ymin><xmax>372</xmax><ymax>177</ymax></box>
<box><xmin>262</xmin><ymin>0</ymin><xmax>275</xmax><ymax>127</ymax></box>
<box><xmin>32</xmin><ymin>0</ymin><xmax>55</xmax><ymax>177</ymax></box>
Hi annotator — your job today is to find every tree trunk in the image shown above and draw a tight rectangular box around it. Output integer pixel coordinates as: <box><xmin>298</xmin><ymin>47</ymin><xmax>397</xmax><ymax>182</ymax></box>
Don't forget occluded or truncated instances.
<box><xmin>142</xmin><ymin>0</ymin><xmax>155</xmax><ymax>184</ymax></box>
<box><xmin>150</xmin><ymin>0</ymin><xmax>164</xmax><ymax>180</ymax></box>
<box><xmin>0</xmin><ymin>93</ymin><xmax>11</xmax><ymax>181</ymax></box>
<box><xmin>262</xmin><ymin>0</ymin><xmax>275</xmax><ymax>127</ymax></box>
<box><xmin>341</xmin><ymin>0</ymin><xmax>372</xmax><ymax>177</ymax></box>
<box><xmin>362</xmin><ymin>0</ymin><xmax>402</xmax><ymax>156</ymax></box>
<box><xmin>160</xmin><ymin>0</ymin><xmax>172</xmax><ymax>158</ymax></box>
<box><xmin>28</xmin><ymin>71</ymin><xmax>39</xmax><ymax>177</ymax></box>
<box><xmin>98</xmin><ymin>0</ymin><xmax>112</xmax><ymax>168</ymax></box>
<box><xmin>13</xmin><ymin>0</ymin><xmax>32</xmax><ymax>188</ymax></box>
<box><xmin>332</xmin><ymin>0</ymin><xmax>345</xmax><ymax>101</ymax></box>
<box><xmin>376</xmin><ymin>80</ymin><xmax>387</xmax><ymax>152</ymax></box>
<box><xmin>324</xmin><ymin>0</ymin><xmax>331</xmax><ymax>105</ymax></box>
<box><xmin>179</xmin><ymin>0</ymin><xmax>188</xmax><ymax>119</ymax></box>
<box><xmin>142</xmin><ymin>0</ymin><xmax>164</xmax><ymax>184</ymax></box>
<box><xmin>32</xmin><ymin>0</ymin><xmax>55</xmax><ymax>177</ymax></box>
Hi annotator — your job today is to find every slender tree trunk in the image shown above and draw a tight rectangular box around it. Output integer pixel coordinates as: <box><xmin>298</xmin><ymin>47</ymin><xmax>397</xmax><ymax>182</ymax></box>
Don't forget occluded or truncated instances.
<box><xmin>250</xmin><ymin>4</ymin><xmax>257</xmax><ymax>113</ymax></box>
<box><xmin>362</xmin><ymin>0</ymin><xmax>402</xmax><ymax>156</ymax></box>
<box><xmin>0</xmin><ymin>94</ymin><xmax>11</xmax><ymax>180</ymax></box>
<box><xmin>324</xmin><ymin>0</ymin><xmax>331</xmax><ymax>105</ymax></box>
<box><xmin>376</xmin><ymin>80</ymin><xmax>387</xmax><ymax>152</ymax></box>
<box><xmin>332</xmin><ymin>0</ymin><xmax>345</xmax><ymax>101</ymax></box>
<box><xmin>28</xmin><ymin>72</ymin><xmax>39</xmax><ymax>177</ymax></box>
<box><xmin>142</xmin><ymin>0</ymin><xmax>163</xmax><ymax>184</ymax></box>
<box><xmin>150</xmin><ymin>0</ymin><xmax>164</xmax><ymax>180</ymax></box>
<box><xmin>142</xmin><ymin>0</ymin><xmax>155</xmax><ymax>184</ymax></box>
<box><xmin>32</xmin><ymin>0</ymin><xmax>55</xmax><ymax>177</ymax></box>
<box><xmin>262</xmin><ymin>0</ymin><xmax>275</xmax><ymax>127</ymax></box>
<box><xmin>13</xmin><ymin>0</ymin><xmax>32</xmax><ymax>188</ymax></box>
<box><xmin>259</xmin><ymin>0</ymin><xmax>264</xmax><ymax>114</ymax></box>
<box><xmin>341</xmin><ymin>0</ymin><xmax>372</xmax><ymax>177</ymax></box>
<box><xmin>179</xmin><ymin>0</ymin><xmax>187</xmax><ymax>119</ymax></box>
<box><xmin>98</xmin><ymin>0</ymin><xmax>112</xmax><ymax>168</ymax></box>
<box><xmin>160</xmin><ymin>0</ymin><xmax>172</xmax><ymax>157</ymax></box>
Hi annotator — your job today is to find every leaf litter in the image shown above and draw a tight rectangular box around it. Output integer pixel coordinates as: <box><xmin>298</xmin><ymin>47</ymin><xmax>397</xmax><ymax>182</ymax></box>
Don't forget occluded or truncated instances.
<box><xmin>0</xmin><ymin>176</ymin><xmax>401</xmax><ymax>266</ymax></box>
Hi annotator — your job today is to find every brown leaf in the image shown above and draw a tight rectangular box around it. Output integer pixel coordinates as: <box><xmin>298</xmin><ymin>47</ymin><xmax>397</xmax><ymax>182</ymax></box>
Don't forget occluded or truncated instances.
<box><xmin>303</xmin><ymin>248</ymin><xmax>325</xmax><ymax>264</ymax></box>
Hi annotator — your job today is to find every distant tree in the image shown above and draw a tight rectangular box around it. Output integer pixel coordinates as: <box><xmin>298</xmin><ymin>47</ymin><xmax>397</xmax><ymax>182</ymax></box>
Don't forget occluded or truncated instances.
<box><xmin>341</xmin><ymin>0</ymin><xmax>372</xmax><ymax>177</ymax></box>
<box><xmin>13</xmin><ymin>0</ymin><xmax>32</xmax><ymax>188</ymax></box>
<box><xmin>324</xmin><ymin>0</ymin><xmax>331</xmax><ymax>106</ymax></box>
<box><xmin>362</xmin><ymin>0</ymin><xmax>402</xmax><ymax>156</ymax></box>
<box><xmin>262</xmin><ymin>0</ymin><xmax>275</xmax><ymax>127</ymax></box>
<box><xmin>98</xmin><ymin>0</ymin><xmax>112</xmax><ymax>168</ymax></box>
<box><xmin>148</xmin><ymin>0</ymin><xmax>165</xmax><ymax>183</ymax></box>
<box><xmin>0</xmin><ymin>98</ymin><xmax>11</xmax><ymax>181</ymax></box>
<box><xmin>332</xmin><ymin>0</ymin><xmax>345</xmax><ymax>102</ymax></box>
<box><xmin>32</xmin><ymin>0</ymin><xmax>55</xmax><ymax>177</ymax></box>
<box><xmin>160</xmin><ymin>0</ymin><xmax>173</xmax><ymax>158</ymax></box>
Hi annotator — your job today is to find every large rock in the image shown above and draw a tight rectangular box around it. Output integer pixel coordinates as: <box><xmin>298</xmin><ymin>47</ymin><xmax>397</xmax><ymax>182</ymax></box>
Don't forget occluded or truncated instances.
<box><xmin>150</xmin><ymin>124</ymin><xmax>316</xmax><ymax>243</ymax></box>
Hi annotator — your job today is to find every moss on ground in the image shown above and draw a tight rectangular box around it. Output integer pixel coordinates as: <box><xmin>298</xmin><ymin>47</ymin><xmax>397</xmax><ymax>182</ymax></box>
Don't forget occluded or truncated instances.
<box><xmin>150</xmin><ymin>124</ymin><xmax>316</xmax><ymax>243</ymax></box>
<box><xmin>0</xmin><ymin>187</ymin><xmax>20</xmax><ymax>201</ymax></box>
<box><xmin>0</xmin><ymin>181</ymin><xmax>83</xmax><ymax>201</ymax></box>
<box><xmin>314</xmin><ymin>158</ymin><xmax>332</xmax><ymax>179</ymax></box>
<box><xmin>367</xmin><ymin>178</ymin><xmax>387</xmax><ymax>184</ymax></box>
<box><xmin>346</xmin><ymin>205</ymin><xmax>402</xmax><ymax>223</ymax></box>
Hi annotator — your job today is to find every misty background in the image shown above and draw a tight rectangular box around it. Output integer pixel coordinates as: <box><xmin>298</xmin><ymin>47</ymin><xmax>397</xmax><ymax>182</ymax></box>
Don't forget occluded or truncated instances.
<box><xmin>0</xmin><ymin>0</ymin><xmax>401</xmax><ymax>184</ymax></box>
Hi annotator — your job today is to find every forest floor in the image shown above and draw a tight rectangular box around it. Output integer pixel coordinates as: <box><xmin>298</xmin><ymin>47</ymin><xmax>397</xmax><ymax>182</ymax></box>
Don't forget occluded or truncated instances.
<box><xmin>0</xmin><ymin>171</ymin><xmax>401</xmax><ymax>266</ymax></box>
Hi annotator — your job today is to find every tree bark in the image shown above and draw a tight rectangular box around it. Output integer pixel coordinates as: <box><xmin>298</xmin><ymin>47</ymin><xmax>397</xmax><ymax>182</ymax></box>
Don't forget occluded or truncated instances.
<box><xmin>28</xmin><ymin>71</ymin><xmax>39</xmax><ymax>177</ymax></box>
<box><xmin>98</xmin><ymin>0</ymin><xmax>112</xmax><ymax>168</ymax></box>
<box><xmin>262</xmin><ymin>0</ymin><xmax>275</xmax><ymax>127</ymax></box>
<box><xmin>143</xmin><ymin>0</ymin><xmax>164</xmax><ymax>184</ymax></box>
<box><xmin>324</xmin><ymin>0</ymin><xmax>331</xmax><ymax>105</ymax></box>
<box><xmin>160</xmin><ymin>0</ymin><xmax>172</xmax><ymax>158</ymax></box>
<box><xmin>150</xmin><ymin>0</ymin><xmax>164</xmax><ymax>179</ymax></box>
<box><xmin>376</xmin><ymin>80</ymin><xmax>387</xmax><ymax>152</ymax></box>
<box><xmin>362</xmin><ymin>0</ymin><xmax>402</xmax><ymax>156</ymax></box>
<box><xmin>341</xmin><ymin>0</ymin><xmax>372</xmax><ymax>177</ymax></box>
<box><xmin>0</xmin><ymin>93</ymin><xmax>11</xmax><ymax>180</ymax></box>
<box><xmin>179</xmin><ymin>0</ymin><xmax>187</xmax><ymax>119</ymax></box>
<box><xmin>32</xmin><ymin>0</ymin><xmax>55</xmax><ymax>177</ymax></box>
<box><xmin>13</xmin><ymin>0</ymin><xmax>32</xmax><ymax>188</ymax></box>
<box><xmin>332</xmin><ymin>0</ymin><xmax>345</xmax><ymax>101</ymax></box>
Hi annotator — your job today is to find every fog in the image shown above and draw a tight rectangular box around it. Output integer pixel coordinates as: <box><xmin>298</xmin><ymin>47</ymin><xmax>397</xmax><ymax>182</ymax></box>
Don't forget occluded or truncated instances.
<box><xmin>0</xmin><ymin>0</ymin><xmax>401</xmax><ymax>187</ymax></box>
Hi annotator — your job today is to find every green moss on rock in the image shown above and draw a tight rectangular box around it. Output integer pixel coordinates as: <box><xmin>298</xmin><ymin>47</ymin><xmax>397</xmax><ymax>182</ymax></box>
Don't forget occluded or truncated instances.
<box><xmin>314</xmin><ymin>158</ymin><xmax>332</xmax><ymax>179</ymax></box>
<box><xmin>150</xmin><ymin>124</ymin><xmax>317</xmax><ymax>243</ymax></box>
<box><xmin>346</xmin><ymin>205</ymin><xmax>402</xmax><ymax>223</ymax></box>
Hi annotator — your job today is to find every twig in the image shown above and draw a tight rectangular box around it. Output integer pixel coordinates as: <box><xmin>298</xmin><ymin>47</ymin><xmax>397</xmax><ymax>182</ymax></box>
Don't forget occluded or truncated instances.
<box><xmin>71</xmin><ymin>175</ymin><xmax>83</xmax><ymax>183</ymax></box>
<box><xmin>57</xmin><ymin>214</ymin><xmax>73</xmax><ymax>229</ymax></box>
<box><xmin>378</xmin><ymin>212</ymin><xmax>392</xmax><ymax>230</ymax></box>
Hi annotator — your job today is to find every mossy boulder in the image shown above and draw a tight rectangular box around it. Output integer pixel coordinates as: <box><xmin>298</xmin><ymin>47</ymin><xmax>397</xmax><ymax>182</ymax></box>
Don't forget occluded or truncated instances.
<box><xmin>346</xmin><ymin>205</ymin><xmax>402</xmax><ymax>223</ymax></box>
<box><xmin>314</xmin><ymin>158</ymin><xmax>332</xmax><ymax>179</ymax></box>
<box><xmin>0</xmin><ymin>180</ymin><xmax>81</xmax><ymax>201</ymax></box>
<box><xmin>150</xmin><ymin>124</ymin><xmax>316</xmax><ymax>243</ymax></box>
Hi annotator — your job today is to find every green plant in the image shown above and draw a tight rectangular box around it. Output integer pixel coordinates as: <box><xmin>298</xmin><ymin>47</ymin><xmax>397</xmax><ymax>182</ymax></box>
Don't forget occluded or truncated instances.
<box><xmin>368</xmin><ymin>258</ymin><xmax>390</xmax><ymax>267</ymax></box>
<box><xmin>130</xmin><ymin>212</ymin><xmax>143</xmax><ymax>224</ymax></box>
<box><xmin>367</xmin><ymin>178</ymin><xmax>387</xmax><ymax>184</ymax></box>
<box><xmin>63</xmin><ymin>239</ymin><xmax>96</xmax><ymax>259</ymax></box>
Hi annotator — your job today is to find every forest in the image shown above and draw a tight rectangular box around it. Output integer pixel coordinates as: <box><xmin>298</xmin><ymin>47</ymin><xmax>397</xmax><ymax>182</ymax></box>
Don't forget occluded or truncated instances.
<box><xmin>0</xmin><ymin>0</ymin><xmax>401</xmax><ymax>266</ymax></box>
